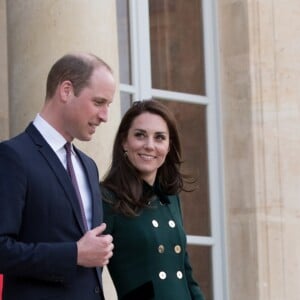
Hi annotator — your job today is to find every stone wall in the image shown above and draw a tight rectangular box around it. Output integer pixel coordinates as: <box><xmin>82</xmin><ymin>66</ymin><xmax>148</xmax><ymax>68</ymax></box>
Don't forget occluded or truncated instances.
<box><xmin>219</xmin><ymin>1</ymin><xmax>300</xmax><ymax>299</ymax></box>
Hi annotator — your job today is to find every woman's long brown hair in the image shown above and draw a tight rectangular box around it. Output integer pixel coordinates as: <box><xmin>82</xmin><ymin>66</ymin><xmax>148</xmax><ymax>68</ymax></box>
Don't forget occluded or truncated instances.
<box><xmin>101</xmin><ymin>99</ymin><xmax>189</xmax><ymax>216</ymax></box>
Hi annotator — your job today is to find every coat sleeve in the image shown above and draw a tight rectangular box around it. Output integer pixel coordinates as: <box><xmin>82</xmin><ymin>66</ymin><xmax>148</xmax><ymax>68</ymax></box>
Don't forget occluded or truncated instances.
<box><xmin>184</xmin><ymin>251</ymin><xmax>206</xmax><ymax>300</ymax></box>
<box><xmin>175</xmin><ymin>195</ymin><xmax>206</xmax><ymax>300</ymax></box>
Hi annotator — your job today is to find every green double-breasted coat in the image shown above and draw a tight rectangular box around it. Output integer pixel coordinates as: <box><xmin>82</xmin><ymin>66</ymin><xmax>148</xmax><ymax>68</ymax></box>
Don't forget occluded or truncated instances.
<box><xmin>102</xmin><ymin>187</ymin><xmax>205</xmax><ymax>300</ymax></box>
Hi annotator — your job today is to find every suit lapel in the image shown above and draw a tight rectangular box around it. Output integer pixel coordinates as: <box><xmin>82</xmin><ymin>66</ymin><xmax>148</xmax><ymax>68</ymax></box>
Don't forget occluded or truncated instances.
<box><xmin>75</xmin><ymin>147</ymin><xmax>104</xmax><ymax>287</ymax></box>
<box><xmin>26</xmin><ymin>123</ymin><xmax>86</xmax><ymax>234</ymax></box>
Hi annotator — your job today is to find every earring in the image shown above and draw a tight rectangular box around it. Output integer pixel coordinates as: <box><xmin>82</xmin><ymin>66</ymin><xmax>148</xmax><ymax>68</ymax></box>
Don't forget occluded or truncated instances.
<box><xmin>123</xmin><ymin>150</ymin><xmax>128</xmax><ymax>158</ymax></box>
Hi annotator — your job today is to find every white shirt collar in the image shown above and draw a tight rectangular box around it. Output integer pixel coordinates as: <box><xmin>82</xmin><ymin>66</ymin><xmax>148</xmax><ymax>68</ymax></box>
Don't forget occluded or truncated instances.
<box><xmin>33</xmin><ymin>114</ymin><xmax>68</xmax><ymax>153</ymax></box>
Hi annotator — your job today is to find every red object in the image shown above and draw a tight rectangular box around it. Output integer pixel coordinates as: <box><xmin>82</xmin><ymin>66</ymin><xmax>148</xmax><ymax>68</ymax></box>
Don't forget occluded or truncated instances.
<box><xmin>0</xmin><ymin>274</ymin><xmax>3</xmax><ymax>300</ymax></box>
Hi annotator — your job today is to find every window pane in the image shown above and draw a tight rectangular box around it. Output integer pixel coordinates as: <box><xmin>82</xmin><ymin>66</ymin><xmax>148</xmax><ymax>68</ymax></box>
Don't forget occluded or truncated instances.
<box><xmin>187</xmin><ymin>245</ymin><xmax>213</xmax><ymax>300</ymax></box>
<box><xmin>120</xmin><ymin>92</ymin><xmax>133</xmax><ymax>116</ymax></box>
<box><xmin>149</xmin><ymin>0</ymin><xmax>206</xmax><ymax>95</ymax></box>
<box><xmin>157</xmin><ymin>99</ymin><xmax>210</xmax><ymax>236</ymax></box>
<box><xmin>117</xmin><ymin>0</ymin><xmax>131</xmax><ymax>84</ymax></box>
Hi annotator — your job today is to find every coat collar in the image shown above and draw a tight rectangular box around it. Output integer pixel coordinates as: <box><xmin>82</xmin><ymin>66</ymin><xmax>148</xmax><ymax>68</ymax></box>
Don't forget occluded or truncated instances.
<box><xmin>143</xmin><ymin>180</ymin><xmax>170</xmax><ymax>205</ymax></box>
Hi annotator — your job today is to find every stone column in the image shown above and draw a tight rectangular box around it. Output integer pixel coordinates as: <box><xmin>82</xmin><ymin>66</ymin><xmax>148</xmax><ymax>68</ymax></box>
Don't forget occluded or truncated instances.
<box><xmin>219</xmin><ymin>1</ymin><xmax>300</xmax><ymax>300</ymax></box>
<box><xmin>0</xmin><ymin>0</ymin><xmax>9</xmax><ymax>141</ymax></box>
<box><xmin>6</xmin><ymin>0</ymin><xmax>120</xmax><ymax>164</ymax></box>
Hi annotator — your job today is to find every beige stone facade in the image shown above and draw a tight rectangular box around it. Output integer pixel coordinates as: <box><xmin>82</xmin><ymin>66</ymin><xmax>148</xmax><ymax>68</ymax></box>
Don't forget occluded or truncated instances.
<box><xmin>0</xmin><ymin>0</ymin><xmax>9</xmax><ymax>141</ymax></box>
<box><xmin>1</xmin><ymin>1</ymin><xmax>300</xmax><ymax>299</ymax></box>
<box><xmin>219</xmin><ymin>1</ymin><xmax>300</xmax><ymax>299</ymax></box>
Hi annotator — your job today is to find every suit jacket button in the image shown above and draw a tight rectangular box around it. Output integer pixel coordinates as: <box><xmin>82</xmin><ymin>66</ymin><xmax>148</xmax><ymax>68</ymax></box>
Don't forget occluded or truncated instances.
<box><xmin>94</xmin><ymin>286</ymin><xmax>100</xmax><ymax>293</ymax></box>
<box><xmin>159</xmin><ymin>271</ymin><xmax>167</xmax><ymax>280</ymax></box>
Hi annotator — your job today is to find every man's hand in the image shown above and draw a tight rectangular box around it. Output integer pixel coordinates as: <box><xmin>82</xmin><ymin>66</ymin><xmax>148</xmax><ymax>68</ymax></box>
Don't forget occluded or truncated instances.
<box><xmin>77</xmin><ymin>223</ymin><xmax>114</xmax><ymax>267</ymax></box>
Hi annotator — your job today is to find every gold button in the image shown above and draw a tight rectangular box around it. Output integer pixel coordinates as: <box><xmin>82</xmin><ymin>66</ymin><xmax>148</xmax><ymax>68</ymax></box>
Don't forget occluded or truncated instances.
<box><xmin>176</xmin><ymin>271</ymin><xmax>183</xmax><ymax>279</ymax></box>
<box><xmin>159</xmin><ymin>271</ymin><xmax>167</xmax><ymax>280</ymax></box>
<box><xmin>174</xmin><ymin>245</ymin><xmax>181</xmax><ymax>253</ymax></box>
<box><xmin>168</xmin><ymin>220</ymin><xmax>176</xmax><ymax>228</ymax></box>
<box><xmin>152</xmin><ymin>220</ymin><xmax>159</xmax><ymax>227</ymax></box>
<box><xmin>158</xmin><ymin>245</ymin><xmax>165</xmax><ymax>253</ymax></box>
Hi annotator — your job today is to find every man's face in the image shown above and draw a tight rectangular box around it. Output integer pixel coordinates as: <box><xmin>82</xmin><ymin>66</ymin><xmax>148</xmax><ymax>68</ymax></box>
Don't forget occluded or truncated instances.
<box><xmin>63</xmin><ymin>67</ymin><xmax>116</xmax><ymax>141</ymax></box>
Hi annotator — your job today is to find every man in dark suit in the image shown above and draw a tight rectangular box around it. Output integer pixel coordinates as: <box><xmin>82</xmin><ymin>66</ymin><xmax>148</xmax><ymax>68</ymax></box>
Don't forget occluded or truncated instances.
<box><xmin>0</xmin><ymin>53</ymin><xmax>116</xmax><ymax>299</ymax></box>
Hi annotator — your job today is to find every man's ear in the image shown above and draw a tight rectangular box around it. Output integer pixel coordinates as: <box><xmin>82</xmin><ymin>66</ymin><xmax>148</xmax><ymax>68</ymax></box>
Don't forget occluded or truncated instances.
<box><xmin>59</xmin><ymin>80</ymin><xmax>73</xmax><ymax>102</ymax></box>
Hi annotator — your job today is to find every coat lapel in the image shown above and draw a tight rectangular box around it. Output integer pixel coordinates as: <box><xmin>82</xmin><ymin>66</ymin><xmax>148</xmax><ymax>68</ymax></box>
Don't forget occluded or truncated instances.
<box><xmin>167</xmin><ymin>195</ymin><xmax>181</xmax><ymax>219</ymax></box>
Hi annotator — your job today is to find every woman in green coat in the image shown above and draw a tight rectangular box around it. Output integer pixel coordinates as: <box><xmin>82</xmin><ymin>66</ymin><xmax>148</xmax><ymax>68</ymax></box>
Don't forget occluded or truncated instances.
<box><xmin>101</xmin><ymin>100</ymin><xmax>205</xmax><ymax>300</ymax></box>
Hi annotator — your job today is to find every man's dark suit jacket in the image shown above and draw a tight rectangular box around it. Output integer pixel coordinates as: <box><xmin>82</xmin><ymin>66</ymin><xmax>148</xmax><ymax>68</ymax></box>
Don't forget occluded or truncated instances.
<box><xmin>0</xmin><ymin>123</ymin><xmax>104</xmax><ymax>300</ymax></box>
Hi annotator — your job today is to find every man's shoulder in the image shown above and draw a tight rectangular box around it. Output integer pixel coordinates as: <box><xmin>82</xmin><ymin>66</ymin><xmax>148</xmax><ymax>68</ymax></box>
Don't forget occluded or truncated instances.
<box><xmin>0</xmin><ymin>128</ymin><xmax>29</xmax><ymax>149</ymax></box>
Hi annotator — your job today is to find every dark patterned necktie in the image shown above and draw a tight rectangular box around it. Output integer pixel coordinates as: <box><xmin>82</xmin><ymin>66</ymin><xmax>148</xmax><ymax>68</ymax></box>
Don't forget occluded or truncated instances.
<box><xmin>64</xmin><ymin>142</ymin><xmax>88</xmax><ymax>231</ymax></box>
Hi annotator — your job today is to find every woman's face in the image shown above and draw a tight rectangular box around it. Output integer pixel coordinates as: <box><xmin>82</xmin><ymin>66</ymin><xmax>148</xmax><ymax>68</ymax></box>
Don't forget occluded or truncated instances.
<box><xmin>122</xmin><ymin>112</ymin><xmax>170</xmax><ymax>185</ymax></box>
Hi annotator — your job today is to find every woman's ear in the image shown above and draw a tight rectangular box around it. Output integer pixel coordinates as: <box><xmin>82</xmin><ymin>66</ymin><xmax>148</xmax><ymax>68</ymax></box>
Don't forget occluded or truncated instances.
<box><xmin>122</xmin><ymin>140</ymin><xmax>128</xmax><ymax>152</ymax></box>
<box><xmin>122</xmin><ymin>141</ymin><xmax>128</xmax><ymax>158</ymax></box>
